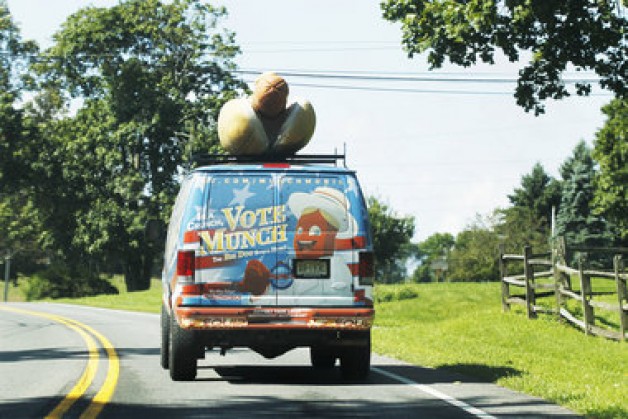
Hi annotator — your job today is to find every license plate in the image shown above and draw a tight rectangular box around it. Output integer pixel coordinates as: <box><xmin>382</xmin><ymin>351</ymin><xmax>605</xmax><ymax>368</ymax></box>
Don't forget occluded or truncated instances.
<box><xmin>294</xmin><ymin>259</ymin><xmax>330</xmax><ymax>279</ymax></box>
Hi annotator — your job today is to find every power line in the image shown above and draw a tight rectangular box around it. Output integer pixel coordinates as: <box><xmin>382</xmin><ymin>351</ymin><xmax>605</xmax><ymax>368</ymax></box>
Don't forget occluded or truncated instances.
<box><xmin>241</xmin><ymin>67</ymin><xmax>509</xmax><ymax>77</ymax></box>
<box><xmin>241</xmin><ymin>41</ymin><xmax>399</xmax><ymax>46</ymax></box>
<box><xmin>240</xmin><ymin>67</ymin><xmax>600</xmax><ymax>78</ymax></box>
<box><xmin>0</xmin><ymin>50</ymin><xmax>606</xmax><ymax>85</ymax></box>
<box><xmin>239</xmin><ymin>69</ymin><xmax>516</xmax><ymax>83</ymax></box>
<box><xmin>237</xmin><ymin>69</ymin><xmax>600</xmax><ymax>85</ymax></box>
<box><xmin>265</xmin><ymin>81</ymin><xmax>514</xmax><ymax>96</ymax></box>
<box><xmin>241</xmin><ymin>46</ymin><xmax>400</xmax><ymax>53</ymax></box>
<box><xmin>243</xmin><ymin>79</ymin><xmax>612</xmax><ymax>97</ymax></box>
<box><xmin>239</xmin><ymin>40</ymin><xmax>401</xmax><ymax>53</ymax></box>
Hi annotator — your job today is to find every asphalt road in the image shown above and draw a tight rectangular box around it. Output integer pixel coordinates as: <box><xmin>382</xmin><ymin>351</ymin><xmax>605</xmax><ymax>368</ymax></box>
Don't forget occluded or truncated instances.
<box><xmin>0</xmin><ymin>302</ymin><xmax>579</xmax><ymax>418</ymax></box>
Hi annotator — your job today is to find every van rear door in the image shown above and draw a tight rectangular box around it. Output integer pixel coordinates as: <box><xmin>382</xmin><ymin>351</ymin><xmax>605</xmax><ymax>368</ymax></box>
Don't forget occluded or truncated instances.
<box><xmin>197</xmin><ymin>173</ymin><xmax>280</xmax><ymax>306</ymax></box>
<box><xmin>278</xmin><ymin>173</ymin><xmax>359</xmax><ymax>306</ymax></box>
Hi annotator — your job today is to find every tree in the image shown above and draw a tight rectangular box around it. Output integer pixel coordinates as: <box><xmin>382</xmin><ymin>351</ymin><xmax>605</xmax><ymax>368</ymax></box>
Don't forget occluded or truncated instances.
<box><xmin>0</xmin><ymin>189</ymin><xmax>59</xmax><ymax>287</ymax></box>
<box><xmin>448</xmin><ymin>213</ymin><xmax>500</xmax><ymax>282</ymax></box>
<box><xmin>0</xmin><ymin>0</ymin><xmax>38</xmax><ymax>191</ymax></box>
<box><xmin>33</xmin><ymin>0</ymin><xmax>246</xmax><ymax>290</ymax></box>
<box><xmin>592</xmin><ymin>98</ymin><xmax>627</xmax><ymax>243</ymax></box>
<box><xmin>0</xmin><ymin>1</ymin><xmax>46</xmax><ymax>275</ymax></box>
<box><xmin>508</xmin><ymin>162</ymin><xmax>561</xmax><ymax>232</ymax></box>
<box><xmin>381</xmin><ymin>0</ymin><xmax>627</xmax><ymax>115</ymax></box>
<box><xmin>367</xmin><ymin>197</ymin><xmax>416</xmax><ymax>283</ymax></box>
<box><xmin>495</xmin><ymin>206</ymin><xmax>548</xmax><ymax>254</ymax></box>
<box><xmin>556</xmin><ymin>141</ymin><xmax>617</xmax><ymax>265</ymax></box>
<box><xmin>412</xmin><ymin>232</ymin><xmax>454</xmax><ymax>282</ymax></box>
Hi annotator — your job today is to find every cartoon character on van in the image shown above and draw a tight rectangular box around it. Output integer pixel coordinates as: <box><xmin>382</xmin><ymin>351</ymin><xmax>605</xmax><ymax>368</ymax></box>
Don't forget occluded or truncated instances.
<box><xmin>181</xmin><ymin>174</ymin><xmax>369</xmax><ymax>308</ymax></box>
<box><xmin>287</xmin><ymin>187</ymin><xmax>356</xmax><ymax>296</ymax></box>
<box><xmin>219</xmin><ymin>186</ymin><xmax>357</xmax><ymax>299</ymax></box>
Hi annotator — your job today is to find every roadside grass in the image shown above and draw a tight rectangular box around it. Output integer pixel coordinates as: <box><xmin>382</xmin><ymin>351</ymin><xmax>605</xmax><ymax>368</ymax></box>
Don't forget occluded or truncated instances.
<box><xmin>56</xmin><ymin>276</ymin><xmax>162</xmax><ymax>313</ymax></box>
<box><xmin>6</xmin><ymin>277</ymin><xmax>626</xmax><ymax>417</ymax></box>
<box><xmin>532</xmin><ymin>275</ymin><xmax>623</xmax><ymax>335</ymax></box>
<box><xmin>21</xmin><ymin>276</ymin><xmax>162</xmax><ymax>313</ymax></box>
<box><xmin>373</xmin><ymin>282</ymin><xmax>627</xmax><ymax>418</ymax></box>
<box><xmin>3</xmin><ymin>279</ymin><xmax>27</xmax><ymax>302</ymax></box>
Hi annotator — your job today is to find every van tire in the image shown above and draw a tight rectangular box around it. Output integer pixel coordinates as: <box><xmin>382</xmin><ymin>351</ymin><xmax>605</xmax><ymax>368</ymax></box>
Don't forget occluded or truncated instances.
<box><xmin>160</xmin><ymin>305</ymin><xmax>169</xmax><ymax>369</ymax></box>
<box><xmin>310</xmin><ymin>346</ymin><xmax>337</xmax><ymax>369</ymax></box>
<box><xmin>339</xmin><ymin>334</ymin><xmax>371</xmax><ymax>380</ymax></box>
<box><xmin>169</xmin><ymin>315</ymin><xmax>197</xmax><ymax>381</ymax></box>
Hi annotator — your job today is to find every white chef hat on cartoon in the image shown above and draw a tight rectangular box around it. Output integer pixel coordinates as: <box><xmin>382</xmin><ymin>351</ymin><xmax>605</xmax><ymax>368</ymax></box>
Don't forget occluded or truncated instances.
<box><xmin>288</xmin><ymin>187</ymin><xmax>357</xmax><ymax>239</ymax></box>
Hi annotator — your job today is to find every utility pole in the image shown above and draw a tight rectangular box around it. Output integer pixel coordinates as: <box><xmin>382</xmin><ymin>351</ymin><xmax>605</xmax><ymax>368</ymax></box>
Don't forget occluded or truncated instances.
<box><xmin>3</xmin><ymin>253</ymin><xmax>11</xmax><ymax>303</ymax></box>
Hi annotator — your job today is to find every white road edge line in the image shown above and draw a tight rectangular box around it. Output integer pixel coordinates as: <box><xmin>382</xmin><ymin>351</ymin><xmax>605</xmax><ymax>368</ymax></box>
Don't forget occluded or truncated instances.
<box><xmin>42</xmin><ymin>303</ymin><xmax>158</xmax><ymax>318</ymax></box>
<box><xmin>372</xmin><ymin>367</ymin><xmax>497</xmax><ymax>419</ymax></box>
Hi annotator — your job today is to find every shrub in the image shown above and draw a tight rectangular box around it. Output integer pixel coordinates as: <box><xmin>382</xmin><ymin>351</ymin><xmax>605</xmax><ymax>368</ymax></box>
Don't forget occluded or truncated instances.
<box><xmin>397</xmin><ymin>286</ymin><xmax>419</xmax><ymax>301</ymax></box>
<box><xmin>23</xmin><ymin>263</ymin><xmax>118</xmax><ymax>301</ymax></box>
<box><xmin>374</xmin><ymin>284</ymin><xmax>419</xmax><ymax>303</ymax></box>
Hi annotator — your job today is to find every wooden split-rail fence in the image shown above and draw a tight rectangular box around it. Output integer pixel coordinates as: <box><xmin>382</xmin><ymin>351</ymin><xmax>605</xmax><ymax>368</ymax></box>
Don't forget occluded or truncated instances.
<box><xmin>499</xmin><ymin>238</ymin><xmax>628</xmax><ymax>341</ymax></box>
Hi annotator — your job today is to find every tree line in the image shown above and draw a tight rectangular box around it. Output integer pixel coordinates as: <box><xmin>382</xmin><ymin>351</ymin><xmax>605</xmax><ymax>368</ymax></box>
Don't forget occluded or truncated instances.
<box><xmin>1</xmin><ymin>0</ymin><xmax>246</xmax><ymax>294</ymax></box>
<box><xmin>374</xmin><ymin>0</ymin><xmax>627</xmax><ymax>283</ymax></box>
<box><xmin>375</xmin><ymin>129</ymin><xmax>627</xmax><ymax>284</ymax></box>
<box><xmin>1</xmin><ymin>0</ymin><xmax>626</xmax><ymax>291</ymax></box>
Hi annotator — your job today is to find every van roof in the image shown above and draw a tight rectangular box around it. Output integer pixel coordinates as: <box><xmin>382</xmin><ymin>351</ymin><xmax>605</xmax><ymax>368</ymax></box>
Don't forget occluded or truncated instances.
<box><xmin>194</xmin><ymin>164</ymin><xmax>355</xmax><ymax>175</ymax></box>
<box><xmin>191</xmin><ymin>153</ymin><xmax>354</xmax><ymax>175</ymax></box>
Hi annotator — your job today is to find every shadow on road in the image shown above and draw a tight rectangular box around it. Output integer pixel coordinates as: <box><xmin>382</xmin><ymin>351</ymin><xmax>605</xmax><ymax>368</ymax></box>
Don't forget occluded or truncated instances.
<box><xmin>1</xmin><ymin>347</ymin><xmax>592</xmax><ymax>418</ymax></box>
<box><xmin>0</xmin><ymin>394</ymin><xmax>590</xmax><ymax>419</ymax></box>
<box><xmin>0</xmin><ymin>348</ymin><xmax>90</xmax><ymax>362</ymax></box>
<box><xmin>210</xmin><ymin>364</ymin><xmax>365</xmax><ymax>385</ymax></box>
<box><xmin>0</xmin><ymin>346</ymin><xmax>161</xmax><ymax>363</ymax></box>
<box><xmin>0</xmin><ymin>396</ymin><xmax>466</xmax><ymax>419</ymax></box>
<box><xmin>207</xmin><ymin>362</ymin><xmax>521</xmax><ymax>387</ymax></box>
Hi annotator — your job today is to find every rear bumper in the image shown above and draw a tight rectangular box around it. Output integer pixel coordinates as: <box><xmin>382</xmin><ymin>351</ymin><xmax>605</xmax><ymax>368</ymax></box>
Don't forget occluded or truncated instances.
<box><xmin>174</xmin><ymin>306</ymin><xmax>374</xmax><ymax>331</ymax></box>
<box><xmin>192</xmin><ymin>328</ymin><xmax>371</xmax><ymax>352</ymax></box>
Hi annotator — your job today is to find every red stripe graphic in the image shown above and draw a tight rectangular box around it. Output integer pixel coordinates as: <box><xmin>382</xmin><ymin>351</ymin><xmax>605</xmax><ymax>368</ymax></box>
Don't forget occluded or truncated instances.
<box><xmin>196</xmin><ymin>255</ymin><xmax>235</xmax><ymax>270</ymax></box>
<box><xmin>335</xmin><ymin>236</ymin><xmax>366</xmax><ymax>250</ymax></box>
<box><xmin>348</xmin><ymin>263</ymin><xmax>359</xmax><ymax>276</ymax></box>
<box><xmin>184</xmin><ymin>230</ymin><xmax>199</xmax><ymax>244</ymax></box>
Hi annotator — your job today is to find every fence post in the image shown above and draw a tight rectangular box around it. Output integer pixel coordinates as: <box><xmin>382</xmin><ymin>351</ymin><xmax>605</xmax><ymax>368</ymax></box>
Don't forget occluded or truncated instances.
<box><xmin>558</xmin><ymin>237</ymin><xmax>572</xmax><ymax>290</ymax></box>
<box><xmin>552</xmin><ymin>239</ymin><xmax>562</xmax><ymax>320</ymax></box>
<box><xmin>523</xmin><ymin>246</ymin><xmax>536</xmax><ymax>319</ymax></box>
<box><xmin>615</xmin><ymin>255</ymin><xmax>627</xmax><ymax>341</ymax></box>
<box><xmin>578</xmin><ymin>253</ymin><xmax>594</xmax><ymax>334</ymax></box>
<box><xmin>499</xmin><ymin>244</ymin><xmax>510</xmax><ymax>312</ymax></box>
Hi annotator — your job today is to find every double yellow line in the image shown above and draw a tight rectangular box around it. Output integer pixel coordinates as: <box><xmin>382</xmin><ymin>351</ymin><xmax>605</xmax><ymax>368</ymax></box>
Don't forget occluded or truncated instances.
<box><xmin>0</xmin><ymin>306</ymin><xmax>119</xmax><ymax>419</ymax></box>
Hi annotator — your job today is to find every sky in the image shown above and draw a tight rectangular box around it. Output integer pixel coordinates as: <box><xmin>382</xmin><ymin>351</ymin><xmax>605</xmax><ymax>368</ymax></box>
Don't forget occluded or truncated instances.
<box><xmin>6</xmin><ymin>0</ymin><xmax>613</xmax><ymax>241</ymax></box>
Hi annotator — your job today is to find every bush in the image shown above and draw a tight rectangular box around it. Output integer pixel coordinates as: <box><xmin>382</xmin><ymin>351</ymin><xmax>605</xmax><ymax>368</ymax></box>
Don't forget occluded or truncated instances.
<box><xmin>398</xmin><ymin>286</ymin><xmax>419</xmax><ymax>301</ymax></box>
<box><xmin>374</xmin><ymin>284</ymin><xmax>419</xmax><ymax>303</ymax></box>
<box><xmin>23</xmin><ymin>263</ymin><xmax>118</xmax><ymax>301</ymax></box>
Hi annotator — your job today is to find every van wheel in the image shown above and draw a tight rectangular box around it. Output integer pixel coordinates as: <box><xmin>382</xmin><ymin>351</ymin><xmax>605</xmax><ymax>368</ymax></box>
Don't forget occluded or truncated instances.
<box><xmin>160</xmin><ymin>305</ymin><xmax>169</xmax><ymax>369</ymax></box>
<box><xmin>339</xmin><ymin>335</ymin><xmax>371</xmax><ymax>380</ymax></box>
<box><xmin>169</xmin><ymin>315</ymin><xmax>197</xmax><ymax>381</ymax></box>
<box><xmin>310</xmin><ymin>346</ymin><xmax>337</xmax><ymax>369</ymax></box>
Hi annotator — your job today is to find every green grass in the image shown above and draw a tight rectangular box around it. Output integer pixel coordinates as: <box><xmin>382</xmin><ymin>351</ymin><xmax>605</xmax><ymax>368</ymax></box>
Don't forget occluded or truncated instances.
<box><xmin>4</xmin><ymin>275</ymin><xmax>162</xmax><ymax>312</ymax></box>
<box><xmin>533</xmin><ymin>275</ymin><xmax>624</xmax><ymax>334</ymax></box>
<box><xmin>45</xmin><ymin>276</ymin><xmax>163</xmax><ymax>313</ymax></box>
<box><xmin>3</xmin><ymin>279</ymin><xmax>27</xmax><ymax>302</ymax></box>
<box><xmin>5</xmin><ymin>277</ymin><xmax>627</xmax><ymax>417</ymax></box>
<box><xmin>373</xmin><ymin>282</ymin><xmax>627</xmax><ymax>418</ymax></box>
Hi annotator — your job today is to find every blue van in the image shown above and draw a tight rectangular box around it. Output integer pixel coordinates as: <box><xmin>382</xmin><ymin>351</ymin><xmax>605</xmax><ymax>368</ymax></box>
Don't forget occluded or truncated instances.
<box><xmin>160</xmin><ymin>154</ymin><xmax>374</xmax><ymax>381</ymax></box>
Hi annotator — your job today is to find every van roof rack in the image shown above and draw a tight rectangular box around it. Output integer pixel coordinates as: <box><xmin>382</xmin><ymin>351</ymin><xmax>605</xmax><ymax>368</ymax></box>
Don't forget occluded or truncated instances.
<box><xmin>191</xmin><ymin>152</ymin><xmax>347</xmax><ymax>167</ymax></box>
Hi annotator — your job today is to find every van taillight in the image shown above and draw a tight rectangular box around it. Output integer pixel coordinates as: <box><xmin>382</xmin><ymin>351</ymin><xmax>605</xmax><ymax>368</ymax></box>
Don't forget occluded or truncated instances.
<box><xmin>358</xmin><ymin>251</ymin><xmax>374</xmax><ymax>286</ymax></box>
<box><xmin>177</xmin><ymin>250</ymin><xmax>195</xmax><ymax>283</ymax></box>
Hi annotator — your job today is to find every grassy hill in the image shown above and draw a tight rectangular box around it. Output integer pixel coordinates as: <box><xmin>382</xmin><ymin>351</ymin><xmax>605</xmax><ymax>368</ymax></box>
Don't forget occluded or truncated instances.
<box><xmin>5</xmin><ymin>278</ymin><xmax>627</xmax><ymax>417</ymax></box>
<box><xmin>373</xmin><ymin>282</ymin><xmax>626</xmax><ymax>418</ymax></box>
